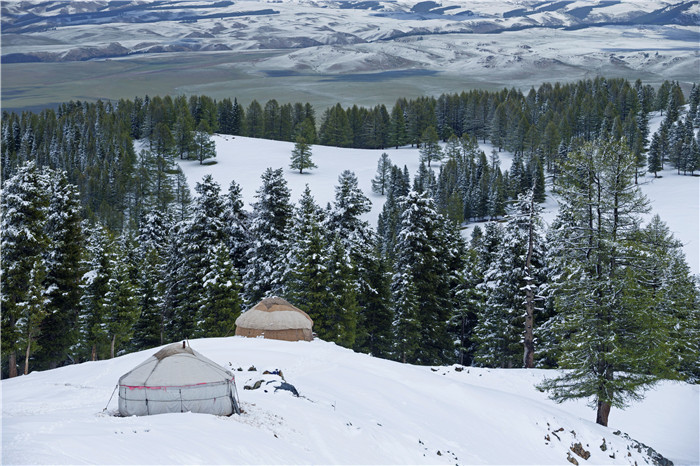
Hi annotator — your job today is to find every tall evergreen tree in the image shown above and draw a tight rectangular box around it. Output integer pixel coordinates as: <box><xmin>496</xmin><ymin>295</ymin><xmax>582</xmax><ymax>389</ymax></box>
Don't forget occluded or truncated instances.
<box><xmin>647</xmin><ymin>132</ymin><xmax>663</xmax><ymax>177</ymax></box>
<box><xmin>1</xmin><ymin>162</ymin><xmax>50</xmax><ymax>377</ymax></box>
<box><xmin>79</xmin><ymin>223</ymin><xmax>113</xmax><ymax>361</ymax></box>
<box><xmin>419</xmin><ymin>125</ymin><xmax>443</xmax><ymax>168</ymax></box>
<box><xmin>635</xmin><ymin>215</ymin><xmax>700</xmax><ymax>382</ymax></box>
<box><xmin>104</xmin><ymin>240</ymin><xmax>139</xmax><ymax>359</ymax></box>
<box><xmin>246</xmin><ymin>100</ymin><xmax>264</xmax><ymax>138</ymax></box>
<box><xmin>132</xmin><ymin>210</ymin><xmax>169</xmax><ymax>350</ymax></box>
<box><xmin>17</xmin><ymin>259</ymin><xmax>47</xmax><ymax>375</ymax></box>
<box><xmin>389</xmin><ymin>103</ymin><xmax>408</xmax><ymax>149</ymax></box>
<box><xmin>169</xmin><ymin>175</ymin><xmax>228</xmax><ymax>339</ymax></box>
<box><xmin>371</xmin><ymin>152</ymin><xmax>392</xmax><ymax>195</ymax></box>
<box><xmin>391</xmin><ymin>191</ymin><xmax>456</xmax><ymax>365</ymax></box>
<box><xmin>36</xmin><ymin>170</ymin><xmax>85</xmax><ymax>369</ymax></box>
<box><xmin>244</xmin><ymin>168</ymin><xmax>293</xmax><ymax>304</ymax></box>
<box><xmin>328</xmin><ymin>170</ymin><xmax>383</xmax><ymax>351</ymax></box>
<box><xmin>540</xmin><ymin>138</ymin><xmax>677</xmax><ymax>426</ymax></box>
<box><xmin>223</xmin><ymin>180</ymin><xmax>249</xmax><ymax>272</ymax></box>
<box><xmin>197</xmin><ymin>242</ymin><xmax>243</xmax><ymax>338</ymax></box>
<box><xmin>325</xmin><ymin>234</ymin><xmax>360</xmax><ymax>347</ymax></box>
<box><xmin>193</xmin><ymin>121</ymin><xmax>216</xmax><ymax>165</ymax></box>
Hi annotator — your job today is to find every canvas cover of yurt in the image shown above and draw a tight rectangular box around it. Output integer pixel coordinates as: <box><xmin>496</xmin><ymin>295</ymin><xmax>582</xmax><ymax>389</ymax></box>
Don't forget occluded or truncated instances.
<box><xmin>118</xmin><ymin>342</ymin><xmax>240</xmax><ymax>416</ymax></box>
<box><xmin>235</xmin><ymin>297</ymin><xmax>313</xmax><ymax>342</ymax></box>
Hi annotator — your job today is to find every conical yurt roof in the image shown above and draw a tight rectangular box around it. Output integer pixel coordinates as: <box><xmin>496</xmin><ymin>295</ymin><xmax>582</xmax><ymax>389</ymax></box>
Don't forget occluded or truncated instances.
<box><xmin>119</xmin><ymin>342</ymin><xmax>233</xmax><ymax>387</ymax></box>
<box><xmin>235</xmin><ymin>297</ymin><xmax>313</xmax><ymax>331</ymax></box>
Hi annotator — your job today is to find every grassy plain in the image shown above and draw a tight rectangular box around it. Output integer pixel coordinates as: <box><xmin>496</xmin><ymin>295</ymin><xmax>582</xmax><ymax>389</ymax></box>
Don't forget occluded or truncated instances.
<box><xmin>2</xmin><ymin>49</ymin><xmax>694</xmax><ymax>114</ymax></box>
<box><xmin>1</xmin><ymin>50</ymin><xmax>543</xmax><ymax>113</ymax></box>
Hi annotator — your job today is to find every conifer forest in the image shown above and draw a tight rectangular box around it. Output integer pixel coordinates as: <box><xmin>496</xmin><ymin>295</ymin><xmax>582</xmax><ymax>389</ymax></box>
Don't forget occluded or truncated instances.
<box><xmin>2</xmin><ymin>77</ymin><xmax>699</xmax><ymax>425</ymax></box>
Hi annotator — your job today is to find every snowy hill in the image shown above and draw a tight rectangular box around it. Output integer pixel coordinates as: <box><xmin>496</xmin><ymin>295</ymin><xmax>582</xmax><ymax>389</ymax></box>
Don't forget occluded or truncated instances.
<box><xmin>174</xmin><ymin>127</ymin><xmax>700</xmax><ymax>276</ymax></box>
<box><xmin>2</xmin><ymin>337</ymin><xmax>698</xmax><ymax>465</ymax></box>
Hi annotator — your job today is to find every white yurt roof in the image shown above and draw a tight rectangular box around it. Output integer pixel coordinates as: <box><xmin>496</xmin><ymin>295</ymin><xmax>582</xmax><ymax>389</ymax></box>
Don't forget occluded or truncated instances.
<box><xmin>235</xmin><ymin>297</ymin><xmax>312</xmax><ymax>331</ymax></box>
<box><xmin>119</xmin><ymin>342</ymin><xmax>233</xmax><ymax>387</ymax></box>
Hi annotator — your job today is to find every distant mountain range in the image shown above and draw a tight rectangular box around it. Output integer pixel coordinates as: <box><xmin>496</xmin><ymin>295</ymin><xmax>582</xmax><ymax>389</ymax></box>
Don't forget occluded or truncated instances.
<box><xmin>2</xmin><ymin>0</ymin><xmax>698</xmax><ymax>63</ymax></box>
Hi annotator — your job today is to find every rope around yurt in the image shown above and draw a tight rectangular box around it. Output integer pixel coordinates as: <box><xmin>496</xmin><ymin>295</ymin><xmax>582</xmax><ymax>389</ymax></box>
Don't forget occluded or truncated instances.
<box><xmin>103</xmin><ymin>384</ymin><xmax>118</xmax><ymax>412</ymax></box>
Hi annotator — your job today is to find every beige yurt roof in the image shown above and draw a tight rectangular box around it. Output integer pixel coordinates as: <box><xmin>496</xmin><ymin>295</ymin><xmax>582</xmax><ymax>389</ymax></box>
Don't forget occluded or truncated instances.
<box><xmin>235</xmin><ymin>297</ymin><xmax>312</xmax><ymax>331</ymax></box>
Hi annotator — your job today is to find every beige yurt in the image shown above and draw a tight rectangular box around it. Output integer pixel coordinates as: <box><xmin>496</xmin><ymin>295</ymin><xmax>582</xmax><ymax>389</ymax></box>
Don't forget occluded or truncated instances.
<box><xmin>235</xmin><ymin>297</ymin><xmax>313</xmax><ymax>341</ymax></box>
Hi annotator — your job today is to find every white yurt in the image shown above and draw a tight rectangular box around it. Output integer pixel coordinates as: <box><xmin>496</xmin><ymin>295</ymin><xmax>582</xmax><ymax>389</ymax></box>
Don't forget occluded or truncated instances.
<box><xmin>118</xmin><ymin>342</ymin><xmax>240</xmax><ymax>416</ymax></box>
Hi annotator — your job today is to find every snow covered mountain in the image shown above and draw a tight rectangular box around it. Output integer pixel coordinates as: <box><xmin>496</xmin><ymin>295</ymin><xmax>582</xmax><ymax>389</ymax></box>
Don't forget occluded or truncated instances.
<box><xmin>2</xmin><ymin>336</ymin><xmax>697</xmax><ymax>464</ymax></box>
<box><xmin>2</xmin><ymin>1</ymin><xmax>698</xmax><ymax>82</ymax></box>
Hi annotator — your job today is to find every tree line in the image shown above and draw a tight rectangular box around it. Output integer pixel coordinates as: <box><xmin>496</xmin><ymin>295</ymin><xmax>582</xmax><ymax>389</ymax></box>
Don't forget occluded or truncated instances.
<box><xmin>2</xmin><ymin>77</ymin><xmax>699</xmax><ymax>427</ymax></box>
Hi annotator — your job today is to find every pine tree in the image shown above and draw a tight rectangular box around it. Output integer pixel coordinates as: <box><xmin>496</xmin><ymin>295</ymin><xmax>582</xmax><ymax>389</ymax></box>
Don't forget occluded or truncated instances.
<box><xmin>449</xmin><ymin>247</ymin><xmax>483</xmax><ymax>366</ymax></box>
<box><xmin>173</xmin><ymin>106</ymin><xmax>195</xmax><ymax>160</ymax></box>
<box><xmin>132</xmin><ymin>210</ymin><xmax>169</xmax><ymax>350</ymax></box>
<box><xmin>104</xmin><ymin>241</ymin><xmax>139</xmax><ymax>359</ymax></box>
<box><xmin>193</xmin><ymin>121</ymin><xmax>216</xmax><ymax>165</ymax></box>
<box><xmin>244</xmin><ymin>168</ymin><xmax>293</xmax><ymax>304</ymax></box>
<box><xmin>540</xmin><ymin>138</ymin><xmax>677</xmax><ymax>426</ymax></box>
<box><xmin>331</xmin><ymin>170</ymin><xmax>372</xmax><ymax>237</ymax></box>
<box><xmin>635</xmin><ymin>215</ymin><xmax>700</xmax><ymax>382</ymax></box>
<box><xmin>371</xmin><ymin>152</ymin><xmax>392</xmax><ymax>195</ymax></box>
<box><xmin>353</xmin><ymin>241</ymin><xmax>393</xmax><ymax>358</ymax></box>
<box><xmin>377</xmin><ymin>165</ymin><xmax>410</xmax><ymax>264</ymax></box>
<box><xmin>1</xmin><ymin>162</ymin><xmax>50</xmax><ymax>377</ymax></box>
<box><xmin>389</xmin><ymin>103</ymin><xmax>408</xmax><ymax>149</ymax></box>
<box><xmin>223</xmin><ymin>180</ymin><xmax>249</xmax><ymax>272</ymax></box>
<box><xmin>197</xmin><ymin>242</ymin><xmax>243</xmax><ymax>338</ymax></box>
<box><xmin>36</xmin><ymin>170</ymin><xmax>85</xmax><ymax>369</ymax></box>
<box><xmin>472</xmin><ymin>223</ymin><xmax>523</xmax><ymax>368</ymax></box>
<box><xmin>391</xmin><ymin>191</ymin><xmax>456</xmax><ymax>365</ymax></box>
<box><xmin>170</xmin><ymin>175</ymin><xmax>228</xmax><ymax>339</ymax></box>
<box><xmin>647</xmin><ymin>132</ymin><xmax>663</xmax><ymax>177</ymax></box>
<box><xmin>79</xmin><ymin>223</ymin><xmax>113</xmax><ymax>361</ymax></box>
<box><xmin>246</xmin><ymin>100</ymin><xmax>264</xmax><ymax>138</ymax></box>
<box><xmin>528</xmin><ymin>155</ymin><xmax>546</xmax><ymax>203</ymax></box>
<box><xmin>319</xmin><ymin>104</ymin><xmax>352</xmax><ymax>147</ymax></box>
<box><xmin>285</xmin><ymin>185</ymin><xmax>332</xmax><ymax>320</ymax></box>
<box><xmin>443</xmin><ymin>134</ymin><xmax>462</xmax><ymax>161</ymax></box>
<box><xmin>499</xmin><ymin>189</ymin><xmax>547</xmax><ymax>368</ymax></box>
<box><xmin>173</xmin><ymin>166</ymin><xmax>192</xmax><ymax>222</ymax></box>
<box><xmin>328</xmin><ymin>170</ymin><xmax>385</xmax><ymax>351</ymax></box>
<box><xmin>17</xmin><ymin>259</ymin><xmax>48</xmax><ymax>375</ymax></box>
<box><xmin>325</xmin><ymin>234</ymin><xmax>359</xmax><ymax>347</ymax></box>
<box><xmin>290</xmin><ymin>135</ymin><xmax>316</xmax><ymax>174</ymax></box>
<box><xmin>419</xmin><ymin>125</ymin><xmax>443</xmax><ymax>168</ymax></box>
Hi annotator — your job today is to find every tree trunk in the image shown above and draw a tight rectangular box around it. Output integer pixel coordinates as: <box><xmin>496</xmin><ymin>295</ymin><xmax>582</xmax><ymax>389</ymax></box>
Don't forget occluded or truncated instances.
<box><xmin>523</xmin><ymin>292</ymin><xmax>535</xmax><ymax>368</ymax></box>
<box><xmin>24</xmin><ymin>340</ymin><xmax>31</xmax><ymax>375</ymax></box>
<box><xmin>91</xmin><ymin>344</ymin><xmax>97</xmax><ymax>362</ymax></box>
<box><xmin>110</xmin><ymin>335</ymin><xmax>116</xmax><ymax>359</ymax></box>
<box><xmin>523</xmin><ymin>190</ymin><xmax>536</xmax><ymax>369</ymax></box>
<box><xmin>460</xmin><ymin>315</ymin><xmax>466</xmax><ymax>366</ymax></box>
<box><xmin>8</xmin><ymin>351</ymin><xmax>18</xmax><ymax>378</ymax></box>
<box><xmin>596</xmin><ymin>399</ymin><xmax>611</xmax><ymax>426</ymax></box>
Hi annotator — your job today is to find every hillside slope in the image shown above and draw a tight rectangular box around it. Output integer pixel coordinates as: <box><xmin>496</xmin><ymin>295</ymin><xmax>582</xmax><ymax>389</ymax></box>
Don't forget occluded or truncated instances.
<box><xmin>2</xmin><ymin>337</ymin><xmax>697</xmax><ymax>464</ymax></box>
<box><xmin>174</xmin><ymin>129</ymin><xmax>699</xmax><ymax>275</ymax></box>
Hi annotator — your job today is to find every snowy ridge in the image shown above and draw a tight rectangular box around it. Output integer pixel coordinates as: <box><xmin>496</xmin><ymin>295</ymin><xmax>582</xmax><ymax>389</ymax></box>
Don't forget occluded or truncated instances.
<box><xmin>2</xmin><ymin>336</ymin><xmax>697</xmax><ymax>464</ymax></box>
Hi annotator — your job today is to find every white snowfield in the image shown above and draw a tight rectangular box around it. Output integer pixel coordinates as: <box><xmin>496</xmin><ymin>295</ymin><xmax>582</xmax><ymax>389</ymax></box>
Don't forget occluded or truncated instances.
<box><xmin>176</xmin><ymin>128</ymin><xmax>699</xmax><ymax>276</ymax></box>
<box><xmin>2</xmin><ymin>337</ymin><xmax>698</xmax><ymax>465</ymax></box>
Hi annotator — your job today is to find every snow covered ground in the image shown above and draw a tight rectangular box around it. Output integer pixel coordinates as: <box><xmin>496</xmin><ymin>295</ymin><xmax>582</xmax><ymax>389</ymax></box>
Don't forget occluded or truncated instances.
<box><xmin>2</xmin><ymin>337</ymin><xmax>698</xmax><ymax>465</ymax></box>
<box><xmin>176</xmin><ymin>130</ymin><xmax>699</xmax><ymax>275</ymax></box>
